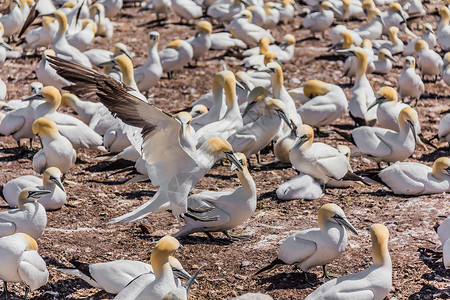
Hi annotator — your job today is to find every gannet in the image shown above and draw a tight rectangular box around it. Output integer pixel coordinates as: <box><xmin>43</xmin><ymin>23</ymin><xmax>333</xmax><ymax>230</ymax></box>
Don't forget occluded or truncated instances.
<box><xmin>438</xmin><ymin>217</ymin><xmax>450</xmax><ymax>267</ymax></box>
<box><xmin>255</xmin><ymin>203</ymin><xmax>357</xmax><ymax>281</ymax></box>
<box><xmin>0</xmin><ymin>187</ymin><xmax>49</xmax><ymax>239</ymax></box>
<box><xmin>438</xmin><ymin>6</ymin><xmax>450</xmax><ymax>51</ymax></box>
<box><xmin>210</xmin><ymin>32</ymin><xmax>247</xmax><ymax>50</ymax></box>
<box><xmin>60</xmin><ymin>92</ymin><xmax>105</xmax><ymax>124</ymax></box>
<box><xmin>228</xmin><ymin>99</ymin><xmax>292</xmax><ymax>158</ymax></box>
<box><xmin>303</xmin><ymin>1</ymin><xmax>341</xmax><ymax>39</ymax></box>
<box><xmin>0</xmin><ymin>233</ymin><xmax>49</xmax><ymax>299</ymax></box>
<box><xmin>372</xmin><ymin>26</ymin><xmax>403</xmax><ymax>55</ymax></box>
<box><xmin>396</xmin><ymin>56</ymin><xmax>424</xmax><ymax>104</ymax></box>
<box><xmin>290</xmin><ymin>124</ymin><xmax>365</xmax><ymax>186</ymax></box>
<box><xmin>151</xmin><ymin>0</ymin><xmax>172</xmax><ymax>21</ymax></box>
<box><xmin>22</xmin><ymin>16</ymin><xmax>57</xmax><ymax>52</ymax></box>
<box><xmin>190</xmin><ymin>104</ymin><xmax>208</xmax><ymax>118</ymax></box>
<box><xmin>3</xmin><ymin>167</ymin><xmax>65</xmax><ymax>210</ymax></box>
<box><xmin>195</xmin><ymin>72</ymin><xmax>244</xmax><ymax>146</ymax></box>
<box><xmin>207</xmin><ymin>0</ymin><xmax>245</xmax><ymax>22</ymax></box>
<box><xmin>330</xmin><ymin>25</ymin><xmax>362</xmax><ymax>48</ymax></box>
<box><xmin>56</xmin><ymin>256</ymin><xmax>193</xmax><ymax>294</ymax></box>
<box><xmin>225</xmin><ymin>10</ymin><xmax>275</xmax><ymax>47</ymax></box>
<box><xmin>260</xmin><ymin>3</ymin><xmax>282</xmax><ymax>29</ymax></box>
<box><xmin>352</xmin><ymin>7</ymin><xmax>385</xmax><ymax>40</ymax></box>
<box><xmin>96</xmin><ymin>0</ymin><xmax>123</xmax><ymax>17</ymax></box>
<box><xmin>332</xmin><ymin>0</ymin><xmax>364</xmax><ymax>19</ymax></box>
<box><xmin>134</xmin><ymin>32</ymin><xmax>162</xmax><ymax>93</ymax></box>
<box><xmin>160</xmin><ymin>267</ymin><xmax>202</xmax><ymax>300</ymax></box>
<box><xmin>344</xmin><ymin>107</ymin><xmax>426</xmax><ymax>164</ymax></box>
<box><xmin>438</xmin><ymin>113</ymin><xmax>450</xmax><ymax>147</ymax></box>
<box><xmin>242</xmin><ymin>86</ymin><xmax>270</xmax><ymax>125</ymax></box>
<box><xmin>297</xmin><ymin>80</ymin><xmax>348</xmax><ymax>132</ymax></box>
<box><xmin>104</xmin><ymin>54</ymin><xmax>142</xmax><ymax>94</ymax></box>
<box><xmin>84</xmin><ymin>42</ymin><xmax>131</xmax><ymax>67</ymax></box>
<box><xmin>367</xmin><ymin>48</ymin><xmax>395</xmax><ymax>74</ymax></box>
<box><xmin>66</xmin><ymin>19</ymin><xmax>97</xmax><ymax>51</ymax></box>
<box><xmin>186</xmin><ymin>20</ymin><xmax>212</xmax><ymax>65</ymax></box>
<box><xmin>339</xmin><ymin>47</ymin><xmax>376</xmax><ymax>126</ymax></box>
<box><xmin>403</xmin><ymin>0</ymin><xmax>425</xmax><ymax>18</ymax></box>
<box><xmin>31</xmin><ymin>117</ymin><xmax>77</xmax><ymax>174</ymax></box>
<box><xmin>171</xmin><ymin>0</ymin><xmax>202</xmax><ymax>23</ymax></box>
<box><xmin>276</xmin><ymin>173</ymin><xmax>323</xmax><ymax>200</ymax></box>
<box><xmin>36</xmin><ymin>49</ymin><xmax>72</xmax><ymax>90</ymax></box>
<box><xmin>0</xmin><ymin>0</ymin><xmax>24</xmax><ymax>38</ymax></box>
<box><xmin>103</xmin><ymin>122</ymin><xmax>132</xmax><ymax>153</ymax></box>
<box><xmin>404</xmin><ymin>23</ymin><xmax>436</xmax><ymax>56</ymax></box>
<box><xmin>90</xmin><ymin>3</ymin><xmax>113</xmax><ymax>38</ymax></box>
<box><xmin>442</xmin><ymin>52</ymin><xmax>450</xmax><ymax>87</ymax></box>
<box><xmin>305</xmin><ymin>224</ymin><xmax>391</xmax><ymax>300</ymax></box>
<box><xmin>173</xmin><ymin>152</ymin><xmax>256</xmax><ymax>240</ymax></box>
<box><xmin>160</xmin><ymin>39</ymin><xmax>193</xmax><ymax>79</ymax></box>
<box><xmin>381</xmin><ymin>2</ymin><xmax>408</xmax><ymax>35</ymax></box>
<box><xmin>342</xmin><ymin>39</ymin><xmax>374</xmax><ymax>83</ymax></box>
<box><xmin>274</xmin><ymin>121</ymin><xmax>297</xmax><ymax>163</ymax></box>
<box><xmin>243</xmin><ymin>34</ymin><xmax>296</xmax><ymax>64</ymax></box>
<box><xmin>279</xmin><ymin>0</ymin><xmax>297</xmax><ymax>23</ymax></box>
<box><xmin>415</xmin><ymin>40</ymin><xmax>443</xmax><ymax>80</ymax></box>
<box><xmin>113</xmin><ymin>236</ymin><xmax>183</xmax><ymax>299</ymax></box>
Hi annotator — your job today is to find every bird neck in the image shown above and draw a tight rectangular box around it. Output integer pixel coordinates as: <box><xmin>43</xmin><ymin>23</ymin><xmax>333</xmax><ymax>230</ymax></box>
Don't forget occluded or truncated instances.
<box><xmin>389</xmin><ymin>32</ymin><xmax>400</xmax><ymax>44</ymax></box>
<box><xmin>372</xmin><ymin>238</ymin><xmax>390</xmax><ymax>266</ymax></box>
<box><xmin>148</xmin><ymin>42</ymin><xmax>160</xmax><ymax>61</ymax></box>
<box><xmin>271</xmin><ymin>71</ymin><xmax>284</xmax><ymax>96</ymax></box>
<box><xmin>356</xmin><ymin>55</ymin><xmax>367</xmax><ymax>78</ymax></box>
<box><xmin>56</xmin><ymin>16</ymin><xmax>68</xmax><ymax>40</ymax></box>
<box><xmin>150</xmin><ymin>252</ymin><xmax>171</xmax><ymax>277</ymax></box>
<box><xmin>237</xmin><ymin>168</ymin><xmax>256</xmax><ymax>196</ymax></box>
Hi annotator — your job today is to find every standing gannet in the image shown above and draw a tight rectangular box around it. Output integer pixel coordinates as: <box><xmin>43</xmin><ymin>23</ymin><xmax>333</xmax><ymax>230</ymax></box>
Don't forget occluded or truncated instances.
<box><xmin>297</xmin><ymin>80</ymin><xmax>348</xmax><ymax>133</ymax></box>
<box><xmin>303</xmin><ymin>1</ymin><xmax>341</xmax><ymax>39</ymax></box>
<box><xmin>397</xmin><ymin>56</ymin><xmax>424</xmax><ymax>104</ymax></box>
<box><xmin>66</xmin><ymin>19</ymin><xmax>97</xmax><ymax>51</ymax></box>
<box><xmin>22</xmin><ymin>16</ymin><xmax>57</xmax><ymax>52</ymax></box>
<box><xmin>255</xmin><ymin>204</ymin><xmax>358</xmax><ymax>281</ymax></box>
<box><xmin>3</xmin><ymin>167</ymin><xmax>65</xmax><ymax>210</ymax></box>
<box><xmin>367</xmin><ymin>48</ymin><xmax>396</xmax><ymax>74</ymax></box>
<box><xmin>342</xmin><ymin>39</ymin><xmax>374</xmax><ymax>83</ymax></box>
<box><xmin>352</xmin><ymin>7</ymin><xmax>385</xmax><ymax>40</ymax></box>
<box><xmin>89</xmin><ymin>3</ymin><xmax>113</xmax><ymax>38</ymax></box>
<box><xmin>0</xmin><ymin>187</ymin><xmax>49</xmax><ymax>239</ymax></box>
<box><xmin>187</xmin><ymin>21</ymin><xmax>212</xmax><ymax>65</ymax></box>
<box><xmin>442</xmin><ymin>52</ymin><xmax>450</xmax><ymax>86</ymax></box>
<box><xmin>96</xmin><ymin>0</ymin><xmax>123</xmax><ymax>17</ymax></box>
<box><xmin>31</xmin><ymin>117</ymin><xmax>77</xmax><ymax>174</ymax></box>
<box><xmin>372</xmin><ymin>26</ymin><xmax>403</xmax><ymax>55</ymax></box>
<box><xmin>50</xmin><ymin>11</ymin><xmax>92</xmax><ymax>67</ymax></box>
<box><xmin>381</xmin><ymin>2</ymin><xmax>408</xmax><ymax>35</ymax></box>
<box><xmin>332</xmin><ymin>0</ymin><xmax>364</xmax><ymax>20</ymax></box>
<box><xmin>0</xmin><ymin>0</ymin><xmax>24</xmax><ymax>38</ymax></box>
<box><xmin>228</xmin><ymin>99</ymin><xmax>292</xmax><ymax>158</ymax></box>
<box><xmin>171</xmin><ymin>0</ymin><xmax>202</xmax><ymax>23</ymax></box>
<box><xmin>339</xmin><ymin>47</ymin><xmax>376</xmax><ymax>126</ymax></box>
<box><xmin>159</xmin><ymin>39</ymin><xmax>193</xmax><ymax>79</ymax></box>
<box><xmin>36</xmin><ymin>49</ymin><xmax>72</xmax><ymax>90</ymax></box>
<box><xmin>173</xmin><ymin>152</ymin><xmax>256</xmax><ymax>240</ymax></box>
<box><xmin>134</xmin><ymin>32</ymin><xmax>162</xmax><ymax>93</ymax></box>
<box><xmin>305</xmin><ymin>224</ymin><xmax>391</xmax><ymax>300</ymax></box>
<box><xmin>279</xmin><ymin>0</ymin><xmax>297</xmax><ymax>23</ymax></box>
<box><xmin>113</xmin><ymin>236</ymin><xmax>183</xmax><ymax>299</ymax></box>
<box><xmin>438</xmin><ymin>6</ymin><xmax>450</xmax><ymax>51</ymax></box>
<box><xmin>195</xmin><ymin>72</ymin><xmax>243</xmax><ymax>146</ymax></box>
<box><xmin>84</xmin><ymin>42</ymin><xmax>132</xmax><ymax>67</ymax></box>
<box><xmin>290</xmin><ymin>124</ymin><xmax>365</xmax><ymax>186</ymax></box>
<box><xmin>438</xmin><ymin>113</ymin><xmax>450</xmax><ymax>147</ymax></box>
<box><xmin>149</xmin><ymin>0</ymin><xmax>172</xmax><ymax>21</ymax></box>
<box><xmin>370</xmin><ymin>157</ymin><xmax>450</xmax><ymax>195</ymax></box>
<box><xmin>225</xmin><ymin>10</ymin><xmax>275</xmax><ymax>47</ymax></box>
<box><xmin>404</xmin><ymin>23</ymin><xmax>436</xmax><ymax>56</ymax></box>
<box><xmin>32</xmin><ymin>86</ymin><xmax>105</xmax><ymax>150</ymax></box>
<box><xmin>56</xmin><ymin>256</ymin><xmax>193</xmax><ymax>294</ymax></box>
<box><xmin>415</xmin><ymin>40</ymin><xmax>443</xmax><ymax>80</ymax></box>
<box><xmin>0</xmin><ymin>233</ymin><xmax>49</xmax><ymax>299</ymax></box>
<box><xmin>345</xmin><ymin>107</ymin><xmax>426</xmax><ymax>164</ymax></box>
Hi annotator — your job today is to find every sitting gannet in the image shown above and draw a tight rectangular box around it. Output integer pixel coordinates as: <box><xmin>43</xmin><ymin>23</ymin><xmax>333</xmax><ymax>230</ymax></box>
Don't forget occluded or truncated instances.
<box><xmin>372</xmin><ymin>26</ymin><xmax>403</xmax><ymax>55</ymax></box>
<box><xmin>225</xmin><ymin>10</ymin><xmax>275</xmax><ymax>47</ymax></box>
<box><xmin>415</xmin><ymin>40</ymin><xmax>443</xmax><ymax>80</ymax></box>
<box><xmin>173</xmin><ymin>153</ymin><xmax>256</xmax><ymax>240</ymax></box>
<box><xmin>442</xmin><ymin>52</ymin><xmax>450</xmax><ymax>86</ymax></box>
<box><xmin>0</xmin><ymin>187</ymin><xmax>49</xmax><ymax>239</ymax></box>
<box><xmin>404</xmin><ymin>23</ymin><xmax>436</xmax><ymax>56</ymax></box>
<box><xmin>305</xmin><ymin>224</ymin><xmax>391</xmax><ymax>300</ymax></box>
<box><xmin>60</xmin><ymin>92</ymin><xmax>106</xmax><ymax>124</ymax></box>
<box><xmin>171</xmin><ymin>0</ymin><xmax>202</xmax><ymax>23</ymax></box>
<box><xmin>159</xmin><ymin>39</ymin><xmax>193</xmax><ymax>79</ymax></box>
<box><xmin>22</xmin><ymin>16</ymin><xmax>57</xmax><ymax>52</ymax></box>
<box><xmin>31</xmin><ymin>117</ymin><xmax>77</xmax><ymax>174</ymax></box>
<box><xmin>56</xmin><ymin>256</ymin><xmax>193</xmax><ymax>294</ymax></box>
<box><xmin>84</xmin><ymin>42</ymin><xmax>131</xmax><ymax>67</ymax></box>
<box><xmin>96</xmin><ymin>0</ymin><xmax>123</xmax><ymax>17</ymax></box>
<box><xmin>36</xmin><ymin>49</ymin><xmax>72</xmax><ymax>90</ymax></box>
<box><xmin>352</xmin><ymin>7</ymin><xmax>385</xmax><ymax>40</ymax></box>
<box><xmin>89</xmin><ymin>3</ymin><xmax>113</xmax><ymax>38</ymax></box>
<box><xmin>397</xmin><ymin>56</ymin><xmax>424</xmax><ymax>104</ymax></box>
<box><xmin>367</xmin><ymin>48</ymin><xmax>395</xmax><ymax>74</ymax></box>
<box><xmin>290</xmin><ymin>124</ymin><xmax>365</xmax><ymax>187</ymax></box>
<box><xmin>342</xmin><ymin>39</ymin><xmax>374</xmax><ymax>84</ymax></box>
<box><xmin>0</xmin><ymin>233</ymin><xmax>49</xmax><ymax>298</ymax></box>
<box><xmin>207</xmin><ymin>0</ymin><xmax>245</xmax><ymax>23</ymax></box>
<box><xmin>3</xmin><ymin>167</ymin><xmax>65</xmax><ymax>210</ymax></box>
<box><xmin>371</xmin><ymin>157</ymin><xmax>450</xmax><ymax>195</ymax></box>
<box><xmin>381</xmin><ymin>2</ymin><xmax>408</xmax><ymax>35</ymax></box>
<box><xmin>303</xmin><ymin>1</ymin><xmax>341</xmax><ymax>39</ymax></box>
<box><xmin>276</xmin><ymin>173</ymin><xmax>324</xmax><ymax>201</ymax></box>
<box><xmin>210</xmin><ymin>32</ymin><xmax>247</xmax><ymax>50</ymax></box>
<box><xmin>255</xmin><ymin>203</ymin><xmax>358</xmax><ymax>281</ymax></box>
<box><xmin>134</xmin><ymin>32</ymin><xmax>162</xmax><ymax>93</ymax></box>
<box><xmin>438</xmin><ymin>6</ymin><xmax>450</xmax><ymax>51</ymax></box>
<box><xmin>0</xmin><ymin>0</ymin><xmax>24</xmax><ymax>38</ymax></box>
<box><xmin>66</xmin><ymin>19</ymin><xmax>97</xmax><ymax>52</ymax></box>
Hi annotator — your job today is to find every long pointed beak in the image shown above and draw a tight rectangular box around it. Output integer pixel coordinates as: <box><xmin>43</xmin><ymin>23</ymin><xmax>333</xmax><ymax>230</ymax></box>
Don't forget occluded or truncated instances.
<box><xmin>336</xmin><ymin>217</ymin><xmax>358</xmax><ymax>235</ymax></box>
<box><xmin>28</xmin><ymin>190</ymin><xmax>52</xmax><ymax>200</ymax></box>
<box><xmin>172</xmin><ymin>267</ymin><xmax>197</xmax><ymax>283</ymax></box>
<box><xmin>226</xmin><ymin>152</ymin><xmax>244</xmax><ymax>171</ymax></box>
<box><xmin>1</xmin><ymin>40</ymin><xmax>13</xmax><ymax>51</ymax></box>
<box><xmin>407</xmin><ymin>120</ymin><xmax>417</xmax><ymax>144</ymax></box>
<box><xmin>331</xmin><ymin>6</ymin><xmax>342</xmax><ymax>16</ymax></box>
<box><xmin>399</xmin><ymin>12</ymin><xmax>407</xmax><ymax>23</ymax></box>
<box><xmin>387</xmin><ymin>53</ymin><xmax>396</xmax><ymax>62</ymax></box>
<box><xmin>121</xmin><ymin>49</ymin><xmax>133</xmax><ymax>60</ymax></box>
<box><xmin>336</xmin><ymin>49</ymin><xmax>355</xmax><ymax>56</ymax></box>
<box><xmin>184</xmin><ymin>266</ymin><xmax>203</xmax><ymax>292</ymax></box>
<box><xmin>378</xmin><ymin>15</ymin><xmax>386</xmax><ymax>27</ymax></box>
<box><xmin>292</xmin><ymin>135</ymin><xmax>310</xmax><ymax>149</ymax></box>
<box><xmin>277</xmin><ymin>109</ymin><xmax>292</xmax><ymax>130</ymax></box>
<box><xmin>445</xmin><ymin>166</ymin><xmax>450</xmax><ymax>176</ymax></box>
<box><xmin>50</xmin><ymin>176</ymin><xmax>65</xmax><ymax>192</ymax></box>
<box><xmin>98</xmin><ymin>60</ymin><xmax>116</xmax><ymax>67</ymax></box>
<box><xmin>235</xmin><ymin>80</ymin><xmax>246</xmax><ymax>91</ymax></box>
<box><xmin>367</xmin><ymin>97</ymin><xmax>383</xmax><ymax>111</ymax></box>
<box><xmin>23</xmin><ymin>94</ymin><xmax>44</xmax><ymax>101</ymax></box>
<box><xmin>258</xmin><ymin>68</ymin><xmax>273</xmax><ymax>74</ymax></box>
<box><xmin>242</xmin><ymin>100</ymin><xmax>258</xmax><ymax>117</ymax></box>
<box><xmin>181</xmin><ymin>123</ymin><xmax>187</xmax><ymax>137</ymax></box>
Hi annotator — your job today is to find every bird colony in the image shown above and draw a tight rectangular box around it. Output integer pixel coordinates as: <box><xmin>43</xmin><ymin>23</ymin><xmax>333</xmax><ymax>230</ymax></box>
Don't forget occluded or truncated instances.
<box><xmin>0</xmin><ymin>0</ymin><xmax>448</xmax><ymax>298</ymax></box>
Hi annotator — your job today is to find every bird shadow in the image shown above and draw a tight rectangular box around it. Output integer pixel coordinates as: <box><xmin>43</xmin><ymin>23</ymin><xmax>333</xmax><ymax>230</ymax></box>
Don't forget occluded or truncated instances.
<box><xmin>417</xmin><ymin>148</ymin><xmax>449</xmax><ymax>163</ymax></box>
<box><xmin>204</xmin><ymin>173</ymin><xmax>234</xmax><ymax>180</ymax></box>
<box><xmin>113</xmin><ymin>190</ymin><xmax>156</xmax><ymax>200</ymax></box>
<box><xmin>0</xmin><ymin>147</ymin><xmax>35</xmax><ymax>162</ymax></box>
<box><xmin>256</xmin><ymin>271</ymin><xmax>320</xmax><ymax>291</ymax></box>
<box><xmin>296</xmin><ymin>37</ymin><xmax>320</xmax><ymax>44</ymax></box>
<box><xmin>84</xmin><ymin>159</ymin><xmax>135</xmax><ymax>173</ymax></box>
<box><xmin>314</xmin><ymin>54</ymin><xmax>346</xmax><ymax>62</ymax></box>
<box><xmin>416</xmin><ymin>248</ymin><xmax>450</xmax><ymax>281</ymax></box>
<box><xmin>408</xmin><ymin>284</ymin><xmax>450</xmax><ymax>300</ymax></box>
<box><xmin>176</xmin><ymin>234</ymin><xmax>234</xmax><ymax>246</ymax></box>
<box><xmin>330</xmin><ymin>123</ymin><xmax>355</xmax><ymax>131</ymax></box>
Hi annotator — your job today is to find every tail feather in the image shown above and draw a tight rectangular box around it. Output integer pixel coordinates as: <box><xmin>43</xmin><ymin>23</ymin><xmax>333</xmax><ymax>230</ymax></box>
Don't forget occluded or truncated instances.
<box><xmin>254</xmin><ymin>258</ymin><xmax>284</xmax><ymax>275</ymax></box>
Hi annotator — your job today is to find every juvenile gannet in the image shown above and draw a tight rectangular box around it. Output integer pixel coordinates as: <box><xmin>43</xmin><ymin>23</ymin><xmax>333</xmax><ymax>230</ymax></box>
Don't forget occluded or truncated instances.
<box><xmin>134</xmin><ymin>32</ymin><xmax>162</xmax><ymax>93</ymax></box>
<box><xmin>352</xmin><ymin>7</ymin><xmax>385</xmax><ymax>40</ymax></box>
<box><xmin>0</xmin><ymin>187</ymin><xmax>49</xmax><ymax>239</ymax></box>
<box><xmin>210</xmin><ymin>32</ymin><xmax>247</xmax><ymax>50</ymax></box>
<box><xmin>36</xmin><ymin>49</ymin><xmax>72</xmax><ymax>90</ymax></box>
<box><xmin>0</xmin><ymin>0</ymin><xmax>24</xmax><ymax>38</ymax></box>
<box><xmin>32</xmin><ymin>86</ymin><xmax>105</xmax><ymax>150</ymax></box>
<box><xmin>3</xmin><ymin>167</ymin><xmax>65</xmax><ymax>210</ymax></box>
<box><xmin>404</xmin><ymin>23</ymin><xmax>436</xmax><ymax>56</ymax></box>
<box><xmin>345</xmin><ymin>107</ymin><xmax>426</xmax><ymax>164</ymax></box>
<box><xmin>276</xmin><ymin>173</ymin><xmax>323</xmax><ymax>201</ymax></box>
<box><xmin>51</xmin><ymin>11</ymin><xmax>92</xmax><ymax>67</ymax></box>
<box><xmin>186</xmin><ymin>20</ymin><xmax>212</xmax><ymax>65</ymax></box>
<box><xmin>171</xmin><ymin>0</ymin><xmax>202</xmax><ymax>23</ymax></box>
<box><xmin>438</xmin><ymin>113</ymin><xmax>450</xmax><ymax>147</ymax></box>
<box><xmin>89</xmin><ymin>3</ymin><xmax>113</xmax><ymax>38</ymax></box>
<box><xmin>367</xmin><ymin>48</ymin><xmax>395</xmax><ymax>74</ymax></box>
<box><xmin>0</xmin><ymin>233</ymin><xmax>49</xmax><ymax>298</ymax></box>
<box><xmin>56</xmin><ymin>256</ymin><xmax>193</xmax><ymax>294</ymax></box>
<box><xmin>339</xmin><ymin>47</ymin><xmax>376</xmax><ymax>126</ymax></box>
<box><xmin>84</xmin><ymin>42</ymin><xmax>131</xmax><ymax>67</ymax></box>
<box><xmin>173</xmin><ymin>153</ymin><xmax>256</xmax><ymax>240</ymax></box>
<box><xmin>159</xmin><ymin>39</ymin><xmax>193</xmax><ymax>79</ymax></box>
<box><xmin>297</xmin><ymin>80</ymin><xmax>348</xmax><ymax>132</ymax></box>
<box><xmin>305</xmin><ymin>224</ymin><xmax>391</xmax><ymax>300</ymax></box>
<box><xmin>255</xmin><ymin>203</ymin><xmax>357</xmax><ymax>281</ymax></box>
<box><xmin>225</xmin><ymin>10</ymin><xmax>275</xmax><ymax>47</ymax></box>
<box><xmin>32</xmin><ymin>117</ymin><xmax>77</xmax><ymax>174</ymax></box>
<box><xmin>303</xmin><ymin>1</ymin><xmax>341</xmax><ymax>39</ymax></box>
<box><xmin>113</xmin><ymin>236</ymin><xmax>183</xmax><ymax>299</ymax></box>
<box><xmin>442</xmin><ymin>52</ymin><xmax>450</xmax><ymax>86</ymax></box>
<box><xmin>396</xmin><ymin>56</ymin><xmax>424</xmax><ymax>104</ymax></box>
<box><xmin>22</xmin><ymin>16</ymin><xmax>57</xmax><ymax>52</ymax></box>
<box><xmin>415</xmin><ymin>40</ymin><xmax>443</xmax><ymax>80</ymax></box>
<box><xmin>228</xmin><ymin>99</ymin><xmax>292</xmax><ymax>158</ymax></box>
<box><xmin>438</xmin><ymin>6</ymin><xmax>450</xmax><ymax>51</ymax></box>
<box><xmin>370</xmin><ymin>157</ymin><xmax>450</xmax><ymax>195</ymax></box>
<box><xmin>66</xmin><ymin>19</ymin><xmax>97</xmax><ymax>52</ymax></box>
<box><xmin>372</xmin><ymin>26</ymin><xmax>403</xmax><ymax>55</ymax></box>
<box><xmin>290</xmin><ymin>125</ymin><xmax>365</xmax><ymax>186</ymax></box>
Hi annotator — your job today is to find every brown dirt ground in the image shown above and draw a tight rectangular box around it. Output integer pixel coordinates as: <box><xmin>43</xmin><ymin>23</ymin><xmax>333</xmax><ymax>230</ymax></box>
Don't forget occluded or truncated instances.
<box><xmin>0</xmin><ymin>0</ymin><xmax>449</xmax><ymax>299</ymax></box>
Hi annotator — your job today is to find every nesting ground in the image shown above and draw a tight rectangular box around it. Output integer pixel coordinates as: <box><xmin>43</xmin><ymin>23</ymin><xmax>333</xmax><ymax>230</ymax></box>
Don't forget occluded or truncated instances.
<box><xmin>0</xmin><ymin>1</ymin><xmax>449</xmax><ymax>299</ymax></box>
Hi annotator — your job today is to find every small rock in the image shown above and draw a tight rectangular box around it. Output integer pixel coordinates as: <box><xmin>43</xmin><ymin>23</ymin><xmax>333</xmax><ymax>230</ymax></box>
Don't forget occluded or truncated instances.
<box><xmin>241</xmin><ymin>260</ymin><xmax>251</xmax><ymax>268</ymax></box>
<box><xmin>139</xmin><ymin>223</ymin><xmax>154</xmax><ymax>234</ymax></box>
